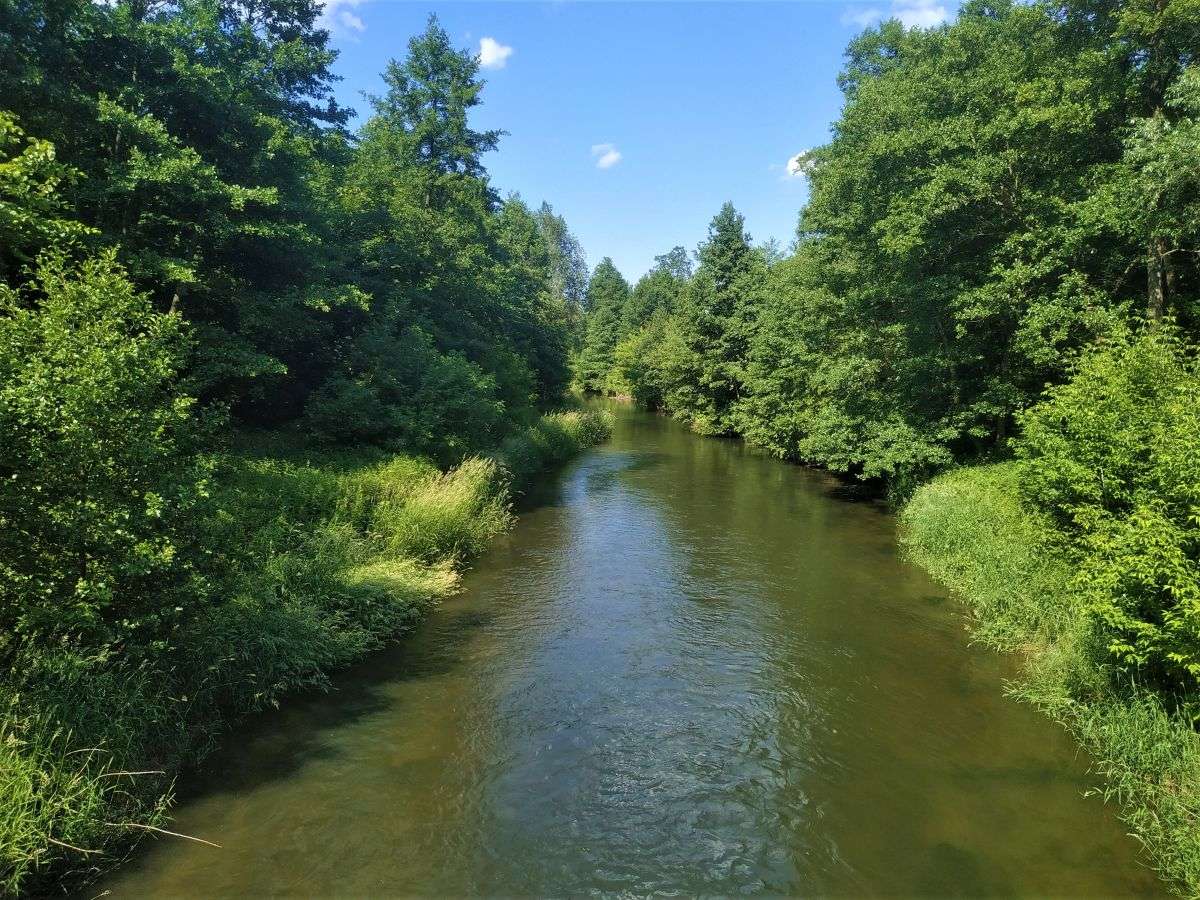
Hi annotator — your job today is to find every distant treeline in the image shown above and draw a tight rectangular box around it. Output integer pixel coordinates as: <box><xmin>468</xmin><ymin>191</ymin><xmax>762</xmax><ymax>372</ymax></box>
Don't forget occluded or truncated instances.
<box><xmin>579</xmin><ymin>0</ymin><xmax>1200</xmax><ymax>888</ymax></box>
<box><xmin>582</xmin><ymin>0</ymin><xmax>1199</xmax><ymax>492</ymax></box>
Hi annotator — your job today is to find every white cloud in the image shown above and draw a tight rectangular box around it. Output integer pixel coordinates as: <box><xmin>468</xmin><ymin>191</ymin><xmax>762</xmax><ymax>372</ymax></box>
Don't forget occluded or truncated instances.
<box><xmin>841</xmin><ymin>0</ymin><xmax>948</xmax><ymax>29</ymax></box>
<box><xmin>893</xmin><ymin>0</ymin><xmax>949</xmax><ymax>27</ymax></box>
<box><xmin>841</xmin><ymin>6</ymin><xmax>884</xmax><ymax>27</ymax></box>
<box><xmin>591</xmin><ymin>143</ymin><xmax>622</xmax><ymax>170</ymax></box>
<box><xmin>785</xmin><ymin>149</ymin><xmax>814</xmax><ymax>179</ymax></box>
<box><xmin>318</xmin><ymin>0</ymin><xmax>367</xmax><ymax>35</ymax></box>
<box><xmin>479</xmin><ymin>36</ymin><xmax>514</xmax><ymax>70</ymax></box>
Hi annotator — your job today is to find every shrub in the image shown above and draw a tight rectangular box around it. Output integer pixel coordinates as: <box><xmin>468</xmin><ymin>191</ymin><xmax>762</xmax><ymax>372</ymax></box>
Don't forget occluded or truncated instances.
<box><xmin>1016</xmin><ymin>326</ymin><xmax>1200</xmax><ymax>696</ymax></box>
<box><xmin>0</xmin><ymin>253</ymin><xmax>209</xmax><ymax>663</ymax></box>
<box><xmin>303</xmin><ymin>325</ymin><xmax>508</xmax><ymax>466</ymax></box>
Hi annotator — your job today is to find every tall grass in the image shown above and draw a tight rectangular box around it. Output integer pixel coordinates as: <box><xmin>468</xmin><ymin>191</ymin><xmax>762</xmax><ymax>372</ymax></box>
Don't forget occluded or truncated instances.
<box><xmin>0</xmin><ymin>409</ymin><xmax>610</xmax><ymax>895</ymax></box>
<box><xmin>902</xmin><ymin>463</ymin><xmax>1200</xmax><ymax>895</ymax></box>
<box><xmin>497</xmin><ymin>409</ymin><xmax>614</xmax><ymax>488</ymax></box>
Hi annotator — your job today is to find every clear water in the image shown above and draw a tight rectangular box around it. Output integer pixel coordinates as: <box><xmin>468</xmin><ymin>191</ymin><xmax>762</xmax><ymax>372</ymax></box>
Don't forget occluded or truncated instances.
<box><xmin>99</xmin><ymin>402</ymin><xmax>1163</xmax><ymax>897</ymax></box>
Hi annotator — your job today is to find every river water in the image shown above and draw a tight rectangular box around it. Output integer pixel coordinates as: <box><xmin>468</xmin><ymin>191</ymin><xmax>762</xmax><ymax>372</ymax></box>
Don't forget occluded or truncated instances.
<box><xmin>100</xmin><ymin>401</ymin><xmax>1163</xmax><ymax>897</ymax></box>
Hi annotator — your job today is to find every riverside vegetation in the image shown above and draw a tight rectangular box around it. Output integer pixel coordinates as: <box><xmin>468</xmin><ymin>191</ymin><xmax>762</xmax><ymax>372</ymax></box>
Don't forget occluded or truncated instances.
<box><xmin>0</xmin><ymin>6</ymin><xmax>608</xmax><ymax>893</ymax></box>
<box><xmin>578</xmin><ymin>0</ymin><xmax>1200</xmax><ymax>893</ymax></box>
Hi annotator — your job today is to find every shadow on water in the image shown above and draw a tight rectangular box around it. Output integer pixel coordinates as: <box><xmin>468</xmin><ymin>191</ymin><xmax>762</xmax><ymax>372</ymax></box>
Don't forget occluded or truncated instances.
<box><xmin>172</xmin><ymin>604</ymin><xmax>503</xmax><ymax>804</ymax></box>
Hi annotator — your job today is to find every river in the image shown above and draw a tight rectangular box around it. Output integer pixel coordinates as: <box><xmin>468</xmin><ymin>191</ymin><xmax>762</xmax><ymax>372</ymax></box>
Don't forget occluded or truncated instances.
<box><xmin>99</xmin><ymin>401</ymin><xmax>1162</xmax><ymax>897</ymax></box>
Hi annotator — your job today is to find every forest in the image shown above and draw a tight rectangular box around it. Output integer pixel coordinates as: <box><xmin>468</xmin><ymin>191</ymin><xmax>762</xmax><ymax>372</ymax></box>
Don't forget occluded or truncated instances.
<box><xmin>577</xmin><ymin>0</ymin><xmax>1200</xmax><ymax>890</ymax></box>
<box><xmin>0</xmin><ymin>3</ymin><xmax>607</xmax><ymax>891</ymax></box>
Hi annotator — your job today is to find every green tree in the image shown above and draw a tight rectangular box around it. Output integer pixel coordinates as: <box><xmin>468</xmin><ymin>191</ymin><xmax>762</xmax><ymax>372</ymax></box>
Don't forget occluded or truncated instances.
<box><xmin>662</xmin><ymin>203</ymin><xmax>763</xmax><ymax>434</ymax></box>
<box><xmin>0</xmin><ymin>252</ymin><xmax>208</xmax><ymax>660</ymax></box>
<box><xmin>576</xmin><ymin>257</ymin><xmax>630</xmax><ymax>391</ymax></box>
<box><xmin>0</xmin><ymin>112</ymin><xmax>91</xmax><ymax>279</ymax></box>
<box><xmin>620</xmin><ymin>246</ymin><xmax>690</xmax><ymax>335</ymax></box>
<box><xmin>0</xmin><ymin>0</ymin><xmax>356</xmax><ymax>412</ymax></box>
<box><xmin>306</xmin><ymin>18</ymin><xmax>570</xmax><ymax>449</ymax></box>
<box><xmin>534</xmin><ymin>201</ymin><xmax>589</xmax><ymax>309</ymax></box>
<box><xmin>368</xmin><ymin>14</ymin><xmax>502</xmax><ymax>182</ymax></box>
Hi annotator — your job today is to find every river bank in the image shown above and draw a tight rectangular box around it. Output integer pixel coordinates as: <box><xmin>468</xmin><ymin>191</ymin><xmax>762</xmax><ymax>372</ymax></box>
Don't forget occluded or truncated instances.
<box><xmin>0</xmin><ymin>410</ymin><xmax>610</xmax><ymax>895</ymax></box>
<box><xmin>902</xmin><ymin>462</ymin><xmax>1200</xmax><ymax>896</ymax></box>
<box><xmin>94</xmin><ymin>401</ymin><xmax>1159</xmax><ymax>897</ymax></box>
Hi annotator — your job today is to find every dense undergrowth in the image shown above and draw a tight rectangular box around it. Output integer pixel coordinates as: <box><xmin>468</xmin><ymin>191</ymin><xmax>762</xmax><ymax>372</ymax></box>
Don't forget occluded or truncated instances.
<box><xmin>0</xmin><ymin>409</ymin><xmax>609</xmax><ymax>895</ymax></box>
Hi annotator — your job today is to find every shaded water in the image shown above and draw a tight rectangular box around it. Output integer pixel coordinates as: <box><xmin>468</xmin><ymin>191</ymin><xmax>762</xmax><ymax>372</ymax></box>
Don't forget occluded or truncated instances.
<box><xmin>101</xmin><ymin>402</ymin><xmax>1162</xmax><ymax>897</ymax></box>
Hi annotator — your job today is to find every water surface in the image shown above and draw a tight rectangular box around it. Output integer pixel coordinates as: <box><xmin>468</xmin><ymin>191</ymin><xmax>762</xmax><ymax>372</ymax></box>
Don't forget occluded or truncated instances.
<box><xmin>101</xmin><ymin>402</ymin><xmax>1162</xmax><ymax>897</ymax></box>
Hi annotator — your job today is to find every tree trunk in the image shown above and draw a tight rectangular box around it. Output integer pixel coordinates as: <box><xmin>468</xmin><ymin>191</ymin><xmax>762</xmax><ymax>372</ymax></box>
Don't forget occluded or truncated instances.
<box><xmin>1147</xmin><ymin>239</ymin><xmax>1167</xmax><ymax>322</ymax></box>
<box><xmin>169</xmin><ymin>282</ymin><xmax>187</xmax><ymax>316</ymax></box>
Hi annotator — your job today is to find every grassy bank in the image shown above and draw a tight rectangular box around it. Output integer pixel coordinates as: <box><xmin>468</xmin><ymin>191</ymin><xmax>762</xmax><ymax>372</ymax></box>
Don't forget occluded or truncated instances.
<box><xmin>902</xmin><ymin>462</ymin><xmax>1200</xmax><ymax>895</ymax></box>
<box><xmin>0</xmin><ymin>410</ymin><xmax>610</xmax><ymax>895</ymax></box>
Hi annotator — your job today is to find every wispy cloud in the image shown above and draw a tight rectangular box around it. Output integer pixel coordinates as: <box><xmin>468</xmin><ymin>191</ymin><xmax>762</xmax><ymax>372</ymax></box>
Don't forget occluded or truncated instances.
<box><xmin>478</xmin><ymin>36</ymin><xmax>514</xmax><ymax>70</ymax></box>
<box><xmin>318</xmin><ymin>0</ymin><xmax>367</xmax><ymax>35</ymax></box>
<box><xmin>894</xmin><ymin>0</ymin><xmax>949</xmax><ymax>27</ymax></box>
<box><xmin>591</xmin><ymin>143</ymin><xmax>622</xmax><ymax>170</ymax></box>
<box><xmin>841</xmin><ymin>6</ymin><xmax>884</xmax><ymax>27</ymax></box>
<box><xmin>841</xmin><ymin>0</ymin><xmax>949</xmax><ymax>29</ymax></box>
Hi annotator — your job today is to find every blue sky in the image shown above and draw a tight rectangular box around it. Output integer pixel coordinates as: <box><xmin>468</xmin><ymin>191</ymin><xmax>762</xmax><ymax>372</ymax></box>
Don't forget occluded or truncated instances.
<box><xmin>319</xmin><ymin>1</ymin><xmax>952</xmax><ymax>281</ymax></box>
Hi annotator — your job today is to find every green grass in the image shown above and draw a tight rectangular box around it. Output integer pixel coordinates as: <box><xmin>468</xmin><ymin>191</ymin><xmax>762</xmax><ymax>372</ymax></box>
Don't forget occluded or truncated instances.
<box><xmin>902</xmin><ymin>462</ymin><xmax>1200</xmax><ymax>896</ymax></box>
<box><xmin>0</xmin><ymin>409</ymin><xmax>610</xmax><ymax>895</ymax></box>
<box><xmin>496</xmin><ymin>408</ymin><xmax>615</xmax><ymax>488</ymax></box>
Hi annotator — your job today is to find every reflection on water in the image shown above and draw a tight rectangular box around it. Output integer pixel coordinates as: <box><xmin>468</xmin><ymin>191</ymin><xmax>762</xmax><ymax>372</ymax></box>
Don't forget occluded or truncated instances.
<box><xmin>99</xmin><ymin>402</ymin><xmax>1163</xmax><ymax>897</ymax></box>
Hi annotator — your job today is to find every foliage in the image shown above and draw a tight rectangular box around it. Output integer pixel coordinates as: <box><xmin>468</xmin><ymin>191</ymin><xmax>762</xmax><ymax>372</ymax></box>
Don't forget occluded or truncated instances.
<box><xmin>575</xmin><ymin>257</ymin><xmax>631</xmax><ymax>391</ymax></box>
<box><xmin>0</xmin><ymin>3</ymin><xmax>574</xmax><ymax>425</ymax></box>
<box><xmin>0</xmin><ymin>253</ymin><xmax>208</xmax><ymax>662</ymax></box>
<box><xmin>903</xmin><ymin>461</ymin><xmax>1200</xmax><ymax>895</ymax></box>
<box><xmin>590</xmin><ymin>0</ymin><xmax>1200</xmax><ymax>491</ymax></box>
<box><xmin>0</xmin><ymin>113</ymin><xmax>91</xmax><ymax>278</ymax></box>
<box><xmin>302</xmin><ymin>324</ymin><xmax>507</xmax><ymax>466</ymax></box>
<box><xmin>1017</xmin><ymin>327</ymin><xmax>1200</xmax><ymax>695</ymax></box>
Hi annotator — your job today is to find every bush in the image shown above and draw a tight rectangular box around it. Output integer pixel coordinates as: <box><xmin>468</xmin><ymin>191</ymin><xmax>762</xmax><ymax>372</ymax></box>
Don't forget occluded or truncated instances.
<box><xmin>0</xmin><ymin>253</ymin><xmax>209</xmax><ymax>663</ymax></box>
<box><xmin>1016</xmin><ymin>326</ymin><xmax>1200</xmax><ymax>695</ymax></box>
<box><xmin>303</xmin><ymin>325</ymin><xmax>508</xmax><ymax>466</ymax></box>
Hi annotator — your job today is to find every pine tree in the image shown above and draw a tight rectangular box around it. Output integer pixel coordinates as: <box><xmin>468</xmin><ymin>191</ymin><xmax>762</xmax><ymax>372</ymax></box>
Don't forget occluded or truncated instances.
<box><xmin>576</xmin><ymin>258</ymin><xmax>630</xmax><ymax>391</ymax></box>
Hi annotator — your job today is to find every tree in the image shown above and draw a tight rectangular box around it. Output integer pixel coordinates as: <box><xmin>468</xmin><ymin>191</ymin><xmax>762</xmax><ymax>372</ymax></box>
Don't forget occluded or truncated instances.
<box><xmin>620</xmin><ymin>248</ymin><xmax>690</xmax><ymax>336</ymax></box>
<box><xmin>534</xmin><ymin>201</ymin><xmax>589</xmax><ymax>309</ymax></box>
<box><xmin>0</xmin><ymin>112</ymin><xmax>91</xmax><ymax>279</ymax></box>
<box><xmin>576</xmin><ymin>258</ymin><xmax>630</xmax><ymax>391</ymax></box>
<box><xmin>366</xmin><ymin>15</ymin><xmax>502</xmax><ymax>184</ymax></box>
<box><xmin>0</xmin><ymin>0</ymin><xmax>356</xmax><ymax>414</ymax></box>
<box><xmin>661</xmin><ymin>203</ymin><xmax>763</xmax><ymax>434</ymax></box>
